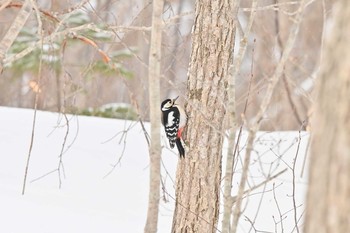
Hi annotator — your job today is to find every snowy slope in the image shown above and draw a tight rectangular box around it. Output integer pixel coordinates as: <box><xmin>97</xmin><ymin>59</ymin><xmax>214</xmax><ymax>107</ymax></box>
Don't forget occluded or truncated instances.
<box><xmin>0</xmin><ymin>107</ymin><xmax>177</xmax><ymax>233</ymax></box>
<box><xmin>0</xmin><ymin>107</ymin><xmax>309</xmax><ymax>233</ymax></box>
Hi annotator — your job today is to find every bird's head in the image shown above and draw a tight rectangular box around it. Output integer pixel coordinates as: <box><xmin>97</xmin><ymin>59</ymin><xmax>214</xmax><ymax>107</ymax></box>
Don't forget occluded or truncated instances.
<box><xmin>161</xmin><ymin>96</ymin><xmax>179</xmax><ymax>111</ymax></box>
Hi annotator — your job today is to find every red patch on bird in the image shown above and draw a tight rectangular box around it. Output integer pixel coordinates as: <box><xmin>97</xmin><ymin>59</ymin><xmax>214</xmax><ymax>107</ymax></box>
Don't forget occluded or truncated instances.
<box><xmin>177</xmin><ymin>128</ymin><xmax>183</xmax><ymax>139</ymax></box>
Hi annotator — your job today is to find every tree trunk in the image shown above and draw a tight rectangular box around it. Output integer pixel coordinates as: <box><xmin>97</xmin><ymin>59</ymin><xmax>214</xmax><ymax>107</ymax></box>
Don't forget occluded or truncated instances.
<box><xmin>171</xmin><ymin>0</ymin><xmax>235</xmax><ymax>232</ymax></box>
<box><xmin>304</xmin><ymin>1</ymin><xmax>350</xmax><ymax>233</ymax></box>
<box><xmin>144</xmin><ymin>0</ymin><xmax>163</xmax><ymax>232</ymax></box>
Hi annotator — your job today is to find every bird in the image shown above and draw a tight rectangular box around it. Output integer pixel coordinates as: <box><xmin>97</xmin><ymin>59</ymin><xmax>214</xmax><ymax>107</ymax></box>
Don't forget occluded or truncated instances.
<box><xmin>160</xmin><ymin>96</ymin><xmax>187</xmax><ymax>158</ymax></box>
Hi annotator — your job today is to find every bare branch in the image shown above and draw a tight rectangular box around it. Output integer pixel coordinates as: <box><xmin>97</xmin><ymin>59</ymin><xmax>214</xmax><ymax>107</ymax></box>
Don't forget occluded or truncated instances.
<box><xmin>3</xmin><ymin>23</ymin><xmax>88</xmax><ymax>66</ymax></box>
<box><xmin>245</xmin><ymin>215</ymin><xmax>274</xmax><ymax>233</ymax></box>
<box><xmin>52</xmin><ymin>0</ymin><xmax>91</xmax><ymax>33</ymax></box>
<box><xmin>292</xmin><ymin>130</ymin><xmax>303</xmax><ymax>233</ymax></box>
<box><xmin>22</xmin><ymin>105</ymin><xmax>38</xmax><ymax>195</ymax></box>
<box><xmin>22</xmin><ymin>0</ymin><xmax>44</xmax><ymax>194</ymax></box>
<box><xmin>273</xmin><ymin>183</ymin><xmax>285</xmax><ymax>233</ymax></box>
<box><xmin>103</xmin><ymin>121</ymin><xmax>136</xmax><ymax>178</ymax></box>
<box><xmin>0</xmin><ymin>0</ymin><xmax>32</xmax><ymax>72</ymax></box>
<box><xmin>0</xmin><ymin>0</ymin><xmax>11</xmax><ymax>12</ymax></box>
<box><xmin>164</xmin><ymin>11</ymin><xmax>194</xmax><ymax>25</ymax></box>
<box><xmin>57</xmin><ymin>113</ymin><xmax>69</xmax><ymax>188</ymax></box>
<box><xmin>231</xmin><ymin>0</ymin><xmax>307</xmax><ymax>231</ymax></box>
<box><xmin>241</xmin><ymin>1</ymin><xmax>299</xmax><ymax>12</ymax></box>
<box><xmin>273</xmin><ymin>1</ymin><xmax>304</xmax><ymax>128</ymax></box>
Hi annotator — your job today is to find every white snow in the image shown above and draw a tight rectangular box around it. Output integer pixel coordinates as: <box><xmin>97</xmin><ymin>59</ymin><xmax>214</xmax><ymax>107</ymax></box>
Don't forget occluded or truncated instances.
<box><xmin>0</xmin><ymin>107</ymin><xmax>309</xmax><ymax>233</ymax></box>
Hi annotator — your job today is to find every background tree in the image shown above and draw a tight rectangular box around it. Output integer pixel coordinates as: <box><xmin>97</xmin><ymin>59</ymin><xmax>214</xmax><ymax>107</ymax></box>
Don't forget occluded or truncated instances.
<box><xmin>304</xmin><ymin>1</ymin><xmax>350</xmax><ymax>233</ymax></box>
<box><xmin>144</xmin><ymin>0</ymin><xmax>163</xmax><ymax>232</ymax></box>
<box><xmin>171</xmin><ymin>0</ymin><xmax>235</xmax><ymax>232</ymax></box>
<box><xmin>0</xmin><ymin>0</ymin><xmax>328</xmax><ymax>131</ymax></box>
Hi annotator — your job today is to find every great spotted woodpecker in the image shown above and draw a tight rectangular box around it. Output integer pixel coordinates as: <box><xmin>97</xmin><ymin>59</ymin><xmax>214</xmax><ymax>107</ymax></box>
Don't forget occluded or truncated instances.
<box><xmin>161</xmin><ymin>96</ymin><xmax>187</xmax><ymax>158</ymax></box>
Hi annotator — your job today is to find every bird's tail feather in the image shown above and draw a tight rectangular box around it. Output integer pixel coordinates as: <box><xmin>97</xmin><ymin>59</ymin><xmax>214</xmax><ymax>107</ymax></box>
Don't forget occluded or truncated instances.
<box><xmin>175</xmin><ymin>138</ymin><xmax>185</xmax><ymax>158</ymax></box>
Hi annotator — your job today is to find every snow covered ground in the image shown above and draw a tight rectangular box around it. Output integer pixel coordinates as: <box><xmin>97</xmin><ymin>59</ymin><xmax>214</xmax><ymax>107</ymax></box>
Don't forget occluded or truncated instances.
<box><xmin>0</xmin><ymin>107</ymin><xmax>309</xmax><ymax>233</ymax></box>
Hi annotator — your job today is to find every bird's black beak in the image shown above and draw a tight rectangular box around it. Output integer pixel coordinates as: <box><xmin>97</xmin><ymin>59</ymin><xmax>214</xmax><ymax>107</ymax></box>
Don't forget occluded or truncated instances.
<box><xmin>173</xmin><ymin>96</ymin><xmax>179</xmax><ymax>103</ymax></box>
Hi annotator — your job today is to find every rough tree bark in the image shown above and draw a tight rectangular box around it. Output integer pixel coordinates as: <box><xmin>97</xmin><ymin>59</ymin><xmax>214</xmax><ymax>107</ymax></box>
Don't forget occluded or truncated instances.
<box><xmin>144</xmin><ymin>0</ymin><xmax>164</xmax><ymax>232</ymax></box>
<box><xmin>171</xmin><ymin>0</ymin><xmax>235</xmax><ymax>232</ymax></box>
<box><xmin>304</xmin><ymin>1</ymin><xmax>350</xmax><ymax>233</ymax></box>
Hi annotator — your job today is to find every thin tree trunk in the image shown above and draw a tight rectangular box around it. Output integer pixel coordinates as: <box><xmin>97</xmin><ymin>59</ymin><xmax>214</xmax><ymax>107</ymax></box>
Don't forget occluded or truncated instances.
<box><xmin>221</xmin><ymin>0</ymin><xmax>256</xmax><ymax>231</ymax></box>
<box><xmin>0</xmin><ymin>0</ymin><xmax>32</xmax><ymax>72</ymax></box>
<box><xmin>304</xmin><ymin>1</ymin><xmax>350</xmax><ymax>233</ymax></box>
<box><xmin>166</xmin><ymin>0</ymin><xmax>184</xmax><ymax>86</ymax></box>
<box><xmin>230</xmin><ymin>0</ymin><xmax>306</xmax><ymax>231</ymax></box>
<box><xmin>144</xmin><ymin>0</ymin><xmax>163</xmax><ymax>232</ymax></box>
<box><xmin>171</xmin><ymin>0</ymin><xmax>235</xmax><ymax>232</ymax></box>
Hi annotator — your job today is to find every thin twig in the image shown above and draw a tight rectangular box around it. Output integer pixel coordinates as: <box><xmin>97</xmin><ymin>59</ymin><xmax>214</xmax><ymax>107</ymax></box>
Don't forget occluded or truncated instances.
<box><xmin>21</xmin><ymin>0</ymin><xmax>44</xmax><ymax>195</ymax></box>
<box><xmin>105</xmin><ymin>135</ymin><xmax>128</xmax><ymax>177</ymax></box>
<box><xmin>30</xmin><ymin>115</ymin><xmax>79</xmax><ymax>184</ymax></box>
<box><xmin>22</xmin><ymin>104</ymin><xmax>38</xmax><ymax>194</ymax></box>
<box><xmin>247</xmin><ymin>164</ymin><xmax>272</xmax><ymax>233</ymax></box>
<box><xmin>57</xmin><ymin>113</ymin><xmax>69</xmax><ymax>188</ymax></box>
<box><xmin>0</xmin><ymin>0</ymin><xmax>32</xmax><ymax>72</ymax></box>
<box><xmin>30</xmin><ymin>169</ymin><xmax>57</xmax><ymax>183</ymax></box>
<box><xmin>103</xmin><ymin>121</ymin><xmax>136</xmax><ymax>178</ymax></box>
<box><xmin>273</xmin><ymin>183</ymin><xmax>285</xmax><ymax>233</ymax></box>
<box><xmin>5</xmin><ymin>2</ymin><xmax>60</xmax><ymax>23</ymax></box>
<box><xmin>282</xmin><ymin>75</ymin><xmax>304</xmax><ymax>127</ymax></box>
<box><xmin>245</xmin><ymin>215</ymin><xmax>274</xmax><ymax>233</ymax></box>
<box><xmin>300</xmin><ymin>132</ymin><xmax>310</xmax><ymax>178</ymax></box>
<box><xmin>292</xmin><ymin>129</ymin><xmax>302</xmax><ymax>233</ymax></box>
<box><xmin>52</xmin><ymin>0</ymin><xmax>90</xmax><ymax>34</ymax></box>
<box><xmin>3</xmin><ymin>22</ymin><xmax>152</xmax><ymax>67</ymax></box>
<box><xmin>241</xmin><ymin>1</ymin><xmax>299</xmax><ymax>12</ymax></box>
<box><xmin>273</xmin><ymin>6</ymin><xmax>304</xmax><ymax>128</ymax></box>
<box><xmin>231</xmin><ymin>0</ymin><xmax>307</xmax><ymax>230</ymax></box>
<box><xmin>232</xmin><ymin>168</ymin><xmax>287</xmax><ymax>203</ymax></box>
<box><xmin>122</xmin><ymin>76</ymin><xmax>150</xmax><ymax>147</ymax></box>
<box><xmin>247</xmin><ymin>182</ymin><xmax>284</xmax><ymax>200</ymax></box>
<box><xmin>164</xmin><ymin>11</ymin><xmax>194</xmax><ymax>25</ymax></box>
<box><xmin>291</xmin><ymin>209</ymin><xmax>305</xmax><ymax>233</ymax></box>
